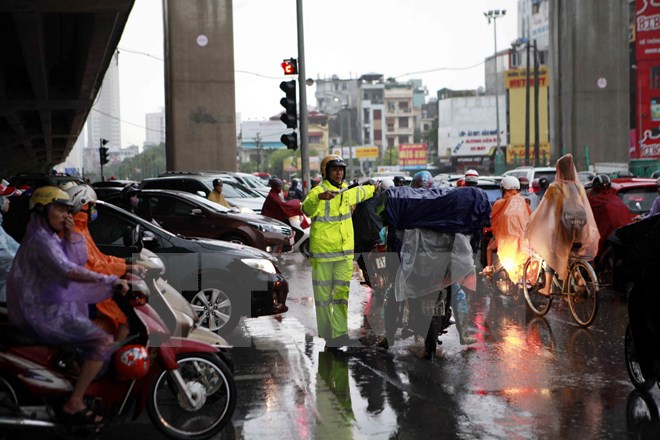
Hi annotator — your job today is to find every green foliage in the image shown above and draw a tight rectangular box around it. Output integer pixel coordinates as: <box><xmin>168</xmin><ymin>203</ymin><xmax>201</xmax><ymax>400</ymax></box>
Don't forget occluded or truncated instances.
<box><xmin>266</xmin><ymin>148</ymin><xmax>297</xmax><ymax>178</ymax></box>
<box><xmin>103</xmin><ymin>143</ymin><xmax>166</xmax><ymax>180</ymax></box>
<box><xmin>239</xmin><ymin>161</ymin><xmax>258</xmax><ymax>173</ymax></box>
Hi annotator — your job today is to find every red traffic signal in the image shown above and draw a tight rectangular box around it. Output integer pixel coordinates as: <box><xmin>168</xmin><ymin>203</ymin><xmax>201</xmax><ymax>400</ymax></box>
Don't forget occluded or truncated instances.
<box><xmin>281</xmin><ymin>58</ymin><xmax>298</xmax><ymax>75</ymax></box>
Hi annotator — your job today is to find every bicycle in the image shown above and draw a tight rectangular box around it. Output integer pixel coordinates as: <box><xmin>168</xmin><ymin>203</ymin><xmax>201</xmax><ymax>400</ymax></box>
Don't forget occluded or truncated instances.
<box><xmin>522</xmin><ymin>244</ymin><xmax>599</xmax><ymax>327</ymax></box>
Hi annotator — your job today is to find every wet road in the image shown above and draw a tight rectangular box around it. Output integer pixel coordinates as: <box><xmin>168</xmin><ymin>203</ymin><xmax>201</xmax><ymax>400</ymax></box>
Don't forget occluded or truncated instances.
<box><xmin>104</xmin><ymin>252</ymin><xmax>659</xmax><ymax>439</ymax></box>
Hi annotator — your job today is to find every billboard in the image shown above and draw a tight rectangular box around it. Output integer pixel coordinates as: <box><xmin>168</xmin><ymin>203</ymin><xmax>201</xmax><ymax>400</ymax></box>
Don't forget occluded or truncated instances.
<box><xmin>634</xmin><ymin>0</ymin><xmax>660</xmax><ymax>159</ymax></box>
<box><xmin>398</xmin><ymin>143</ymin><xmax>427</xmax><ymax>169</ymax></box>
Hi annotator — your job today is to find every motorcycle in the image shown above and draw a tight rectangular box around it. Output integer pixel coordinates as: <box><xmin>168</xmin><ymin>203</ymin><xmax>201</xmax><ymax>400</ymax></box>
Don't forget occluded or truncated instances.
<box><xmin>289</xmin><ymin>211</ymin><xmax>311</xmax><ymax>258</ymax></box>
<box><xmin>479</xmin><ymin>227</ymin><xmax>521</xmax><ymax>301</ymax></box>
<box><xmin>613</xmin><ymin>214</ymin><xmax>660</xmax><ymax>391</ymax></box>
<box><xmin>0</xmin><ymin>274</ymin><xmax>236</xmax><ymax>440</ymax></box>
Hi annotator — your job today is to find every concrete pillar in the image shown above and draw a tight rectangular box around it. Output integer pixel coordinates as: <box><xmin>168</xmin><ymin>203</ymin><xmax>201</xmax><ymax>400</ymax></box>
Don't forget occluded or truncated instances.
<box><xmin>549</xmin><ymin>0</ymin><xmax>629</xmax><ymax>169</ymax></box>
<box><xmin>163</xmin><ymin>0</ymin><xmax>236</xmax><ymax>171</ymax></box>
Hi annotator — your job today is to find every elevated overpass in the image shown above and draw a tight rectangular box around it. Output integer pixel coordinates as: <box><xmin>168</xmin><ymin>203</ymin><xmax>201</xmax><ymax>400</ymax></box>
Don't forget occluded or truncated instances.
<box><xmin>0</xmin><ymin>0</ymin><xmax>134</xmax><ymax>176</ymax></box>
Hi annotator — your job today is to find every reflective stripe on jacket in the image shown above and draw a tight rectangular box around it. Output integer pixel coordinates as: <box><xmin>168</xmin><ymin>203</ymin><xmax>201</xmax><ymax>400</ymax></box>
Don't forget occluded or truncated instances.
<box><xmin>302</xmin><ymin>180</ymin><xmax>374</xmax><ymax>262</ymax></box>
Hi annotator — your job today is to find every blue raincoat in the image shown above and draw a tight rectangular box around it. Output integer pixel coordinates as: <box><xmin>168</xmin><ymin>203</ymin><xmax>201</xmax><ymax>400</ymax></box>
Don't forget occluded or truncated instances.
<box><xmin>0</xmin><ymin>201</ymin><xmax>20</xmax><ymax>302</ymax></box>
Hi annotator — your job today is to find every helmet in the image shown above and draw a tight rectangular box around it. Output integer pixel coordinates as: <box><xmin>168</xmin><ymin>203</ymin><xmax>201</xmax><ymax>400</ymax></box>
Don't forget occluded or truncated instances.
<box><xmin>456</xmin><ymin>178</ymin><xmax>467</xmax><ymax>187</ymax></box>
<box><xmin>531</xmin><ymin>178</ymin><xmax>541</xmax><ymax>190</ymax></box>
<box><xmin>411</xmin><ymin>171</ymin><xmax>433</xmax><ymax>188</ymax></box>
<box><xmin>269</xmin><ymin>177</ymin><xmax>283</xmax><ymax>189</ymax></box>
<box><xmin>113</xmin><ymin>344</ymin><xmax>150</xmax><ymax>380</ymax></box>
<box><xmin>291</xmin><ymin>178</ymin><xmax>299</xmax><ymax>186</ymax></box>
<box><xmin>518</xmin><ymin>176</ymin><xmax>530</xmax><ymax>188</ymax></box>
<box><xmin>393</xmin><ymin>176</ymin><xmax>406</xmax><ymax>187</ymax></box>
<box><xmin>320</xmin><ymin>154</ymin><xmax>347</xmax><ymax>179</ymax></box>
<box><xmin>65</xmin><ymin>185</ymin><xmax>98</xmax><ymax>214</ymax></box>
<box><xmin>121</xmin><ymin>183</ymin><xmax>140</xmax><ymax>202</ymax></box>
<box><xmin>538</xmin><ymin>176</ymin><xmax>549</xmax><ymax>189</ymax></box>
<box><xmin>501</xmin><ymin>176</ymin><xmax>520</xmax><ymax>190</ymax></box>
<box><xmin>465</xmin><ymin>169</ymin><xmax>479</xmax><ymax>185</ymax></box>
<box><xmin>29</xmin><ymin>186</ymin><xmax>73</xmax><ymax>211</ymax></box>
<box><xmin>380</xmin><ymin>178</ymin><xmax>395</xmax><ymax>190</ymax></box>
<box><xmin>592</xmin><ymin>174</ymin><xmax>611</xmax><ymax>192</ymax></box>
<box><xmin>0</xmin><ymin>184</ymin><xmax>17</xmax><ymax>197</ymax></box>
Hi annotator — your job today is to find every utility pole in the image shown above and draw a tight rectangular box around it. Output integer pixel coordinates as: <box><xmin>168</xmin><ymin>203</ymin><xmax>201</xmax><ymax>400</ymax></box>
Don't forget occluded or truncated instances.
<box><xmin>525</xmin><ymin>40</ymin><xmax>531</xmax><ymax>166</ymax></box>
<box><xmin>296</xmin><ymin>0</ymin><xmax>310</xmax><ymax>195</ymax></box>
<box><xmin>255</xmin><ymin>132</ymin><xmax>262</xmax><ymax>172</ymax></box>
<box><xmin>533</xmin><ymin>39</ymin><xmax>540</xmax><ymax>167</ymax></box>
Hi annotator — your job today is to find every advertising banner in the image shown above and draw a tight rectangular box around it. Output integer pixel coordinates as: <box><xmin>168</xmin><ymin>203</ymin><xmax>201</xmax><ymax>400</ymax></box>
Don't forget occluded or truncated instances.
<box><xmin>398</xmin><ymin>143</ymin><xmax>427</xmax><ymax>169</ymax></box>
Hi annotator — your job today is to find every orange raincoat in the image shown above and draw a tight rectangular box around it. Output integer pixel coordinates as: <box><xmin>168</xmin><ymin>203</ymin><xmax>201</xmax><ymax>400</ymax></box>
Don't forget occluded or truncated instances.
<box><xmin>491</xmin><ymin>192</ymin><xmax>531</xmax><ymax>282</ymax></box>
<box><xmin>72</xmin><ymin>209</ymin><xmax>128</xmax><ymax>333</ymax></box>
<box><xmin>524</xmin><ymin>154</ymin><xmax>599</xmax><ymax>280</ymax></box>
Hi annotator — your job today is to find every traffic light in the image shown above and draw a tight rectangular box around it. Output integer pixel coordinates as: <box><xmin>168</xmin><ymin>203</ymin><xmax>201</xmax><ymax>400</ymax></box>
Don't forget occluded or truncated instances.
<box><xmin>281</xmin><ymin>58</ymin><xmax>298</xmax><ymax>75</ymax></box>
<box><xmin>279</xmin><ymin>80</ymin><xmax>297</xmax><ymax>129</ymax></box>
<box><xmin>99</xmin><ymin>138</ymin><xmax>109</xmax><ymax>166</ymax></box>
<box><xmin>281</xmin><ymin>132</ymin><xmax>298</xmax><ymax>151</ymax></box>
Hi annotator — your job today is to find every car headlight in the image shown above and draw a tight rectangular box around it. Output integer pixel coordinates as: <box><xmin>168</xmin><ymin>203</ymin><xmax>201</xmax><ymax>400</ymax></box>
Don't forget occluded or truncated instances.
<box><xmin>241</xmin><ymin>258</ymin><xmax>277</xmax><ymax>274</ymax></box>
<box><xmin>249</xmin><ymin>222</ymin><xmax>282</xmax><ymax>234</ymax></box>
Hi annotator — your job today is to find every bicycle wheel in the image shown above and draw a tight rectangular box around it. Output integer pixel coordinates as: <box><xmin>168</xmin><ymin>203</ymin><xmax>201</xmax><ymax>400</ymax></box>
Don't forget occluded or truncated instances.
<box><xmin>523</xmin><ymin>256</ymin><xmax>552</xmax><ymax>316</ymax></box>
<box><xmin>567</xmin><ymin>260</ymin><xmax>599</xmax><ymax>327</ymax></box>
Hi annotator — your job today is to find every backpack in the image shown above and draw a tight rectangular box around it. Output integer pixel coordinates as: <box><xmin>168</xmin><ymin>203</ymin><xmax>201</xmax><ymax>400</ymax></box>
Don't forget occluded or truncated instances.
<box><xmin>560</xmin><ymin>184</ymin><xmax>587</xmax><ymax>241</ymax></box>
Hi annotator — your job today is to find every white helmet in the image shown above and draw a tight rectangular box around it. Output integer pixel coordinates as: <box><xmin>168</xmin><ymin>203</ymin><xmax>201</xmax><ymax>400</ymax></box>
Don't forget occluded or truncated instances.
<box><xmin>379</xmin><ymin>178</ymin><xmax>395</xmax><ymax>190</ymax></box>
<box><xmin>65</xmin><ymin>184</ymin><xmax>98</xmax><ymax>214</ymax></box>
<box><xmin>464</xmin><ymin>169</ymin><xmax>479</xmax><ymax>185</ymax></box>
<box><xmin>501</xmin><ymin>176</ymin><xmax>520</xmax><ymax>190</ymax></box>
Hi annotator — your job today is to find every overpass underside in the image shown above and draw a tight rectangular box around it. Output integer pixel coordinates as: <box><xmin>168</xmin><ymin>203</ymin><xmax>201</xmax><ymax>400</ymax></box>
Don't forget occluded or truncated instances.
<box><xmin>0</xmin><ymin>0</ymin><xmax>134</xmax><ymax>176</ymax></box>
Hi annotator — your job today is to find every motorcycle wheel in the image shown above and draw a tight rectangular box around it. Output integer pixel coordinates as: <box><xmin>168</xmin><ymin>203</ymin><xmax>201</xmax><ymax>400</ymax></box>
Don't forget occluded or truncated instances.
<box><xmin>424</xmin><ymin>316</ymin><xmax>440</xmax><ymax>361</ymax></box>
<box><xmin>626</xmin><ymin>389</ymin><xmax>660</xmax><ymax>436</ymax></box>
<box><xmin>299</xmin><ymin>238</ymin><xmax>310</xmax><ymax>258</ymax></box>
<box><xmin>625</xmin><ymin>324</ymin><xmax>657</xmax><ymax>392</ymax></box>
<box><xmin>148</xmin><ymin>353</ymin><xmax>236</xmax><ymax>440</ymax></box>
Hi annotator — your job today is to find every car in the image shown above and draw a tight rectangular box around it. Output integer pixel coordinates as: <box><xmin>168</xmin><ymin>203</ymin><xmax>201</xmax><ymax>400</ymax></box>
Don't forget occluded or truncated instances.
<box><xmin>104</xmin><ymin>189</ymin><xmax>293</xmax><ymax>253</ymax></box>
<box><xmin>89</xmin><ymin>201</ymin><xmax>289</xmax><ymax>335</ymax></box>
<box><xmin>141</xmin><ymin>172</ymin><xmax>266</xmax><ymax>214</ymax></box>
<box><xmin>219</xmin><ymin>171</ymin><xmax>271</xmax><ymax>197</ymax></box>
<box><xmin>651</xmin><ymin>170</ymin><xmax>660</xmax><ymax>179</ymax></box>
<box><xmin>502</xmin><ymin>166</ymin><xmax>557</xmax><ymax>192</ymax></box>
<box><xmin>610</xmin><ymin>178</ymin><xmax>658</xmax><ymax>215</ymax></box>
<box><xmin>3</xmin><ymin>173</ymin><xmax>86</xmax><ymax>242</ymax></box>
<box><xmin>92</xmin><ymin>179</ymin><xmax>139</xmax><ymax>200</ymax></box>
<box><xmin>578</xmin><ymin>171</ymin><xmax>596</xmax><ymax>184</ymax></box>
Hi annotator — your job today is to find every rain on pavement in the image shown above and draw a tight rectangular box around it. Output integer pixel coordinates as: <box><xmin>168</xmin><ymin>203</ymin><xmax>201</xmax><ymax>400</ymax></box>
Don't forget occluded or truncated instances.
<box><xmin>221</xmin><ymin>252</ymin><xmax>657</xmax><ymax>439</ymax></box>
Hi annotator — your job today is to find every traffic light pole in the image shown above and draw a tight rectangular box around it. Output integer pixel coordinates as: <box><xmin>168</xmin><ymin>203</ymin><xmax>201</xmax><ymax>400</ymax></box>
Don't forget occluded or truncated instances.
<box><xmin>296</xmin><ymin>0</ymin><xmax>310</xmax><ymax>195</ymax></box>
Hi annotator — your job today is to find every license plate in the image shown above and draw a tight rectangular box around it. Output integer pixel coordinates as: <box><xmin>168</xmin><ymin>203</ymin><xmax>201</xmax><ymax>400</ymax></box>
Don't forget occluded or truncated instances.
<box><xmin>421</xmin><ymin>298</ymin><xmax>445</xmax><ymax>317</ymax></box>
<box><xmin>375</xmin><ymin>256</ymin><xmax>386</xmax><ymax>269</ymax></box>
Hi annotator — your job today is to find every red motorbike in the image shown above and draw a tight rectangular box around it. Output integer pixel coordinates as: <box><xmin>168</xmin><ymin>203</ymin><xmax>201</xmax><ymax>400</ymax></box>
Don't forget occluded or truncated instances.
<box><xmin>0</xmin><ymin>275</ymin><xmax>236</xmax><ymax>440</ymax></box>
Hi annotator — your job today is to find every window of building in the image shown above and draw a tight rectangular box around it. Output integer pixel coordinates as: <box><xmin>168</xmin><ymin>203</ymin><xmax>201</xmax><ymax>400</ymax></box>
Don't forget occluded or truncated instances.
<box><xmin>374</xmin><ymin>129</ymin><xmax>382</xmax><ymax>141</ymax></box>
<box><xmin>363</xmin><ymin>109</ymin><xmax>370</xmax><ymax>123</ymax></box>
<box><xmin>309</xmin><ymin>135</ymin><xmax>321</xmax><ymax>144</ymax></box>
<box><xmin>388</xmin><ymin>102</ymin><xmax>396</xmax><ymax>112</ymax></box>
<box><xmin>398</xmin><ymin>117</ymin><xmax>409</xmax><ymax>128</ymax></box>
<box><xmin>399</xmin><ymin>101</ymin><xmax>409</xmax><ymax>112</ymax></box>
<box><xmin>398</xmin><ymin>135</ymin><xmax>409</xmax><ymax>144</ymax></box>
<box><xmin>374</xmin><ymin>109</ymin><xmax>382</xmax><ymax>119</ymax></box>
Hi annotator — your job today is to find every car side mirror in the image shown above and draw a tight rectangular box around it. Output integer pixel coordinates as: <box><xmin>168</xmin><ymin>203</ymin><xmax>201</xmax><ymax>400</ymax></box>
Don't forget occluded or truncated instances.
<box><xmin>196</xmin><ymin>191</ymin><xmax>206</xmax><ymax>198</ymax></box>
<box><xmin>143</xmin><ymin>230</ymin><xmax>156</xmax><ymax>242</ymax></box>
<box><xmin>190</xmin><ymin>208</ymin><xmax>203</xmax><ymax>216</ymax></box>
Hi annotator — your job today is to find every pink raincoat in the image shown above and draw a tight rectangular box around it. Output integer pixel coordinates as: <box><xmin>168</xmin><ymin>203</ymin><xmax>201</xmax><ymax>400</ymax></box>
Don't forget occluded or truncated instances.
<box><xmin>524</xmin><ymin>154</ymin><xmax>599</xmax><ymax>280</ymax></box>
<box><xmin>7</xmin><ymin>212</ymin><xmax>117</xmax><ymax>360</ymax></box>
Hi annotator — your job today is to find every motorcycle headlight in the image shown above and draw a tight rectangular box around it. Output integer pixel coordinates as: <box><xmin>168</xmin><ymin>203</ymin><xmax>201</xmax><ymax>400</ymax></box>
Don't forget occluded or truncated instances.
<box><xmin>249</xmin><ymin>222</ymin><xmax>282</xmax><ymax>234</ymax></box>
<box><xmin>241</xmin><ymin>258</ymin><xmax>276</xmax><ymax>274</ymax></box>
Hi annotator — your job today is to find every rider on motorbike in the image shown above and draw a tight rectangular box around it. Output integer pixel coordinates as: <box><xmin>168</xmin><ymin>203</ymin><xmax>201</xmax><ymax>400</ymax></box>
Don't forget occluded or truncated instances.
<box><xmin>66</xmin><ymin>184</ymin><xmax>146</xmax><ymax>341</ymax></box>
<box><xmin>587</xmin><ymin>174</ymin><xmax>635</xmax><ymax>257</ymax></box>
<box><xmin>6</xmin><ymin>186</ymin><xmax>128</xmax><ymax>424</ymax></box>
<box><xmin>261</xmin><ymin>178</ymin><xmax>303</xmax><ymax>226</ymax></box>
<box><xmin>482</xmin><ymin>176</ymin><xmax>531</xmax><ymax>283</ymax></box>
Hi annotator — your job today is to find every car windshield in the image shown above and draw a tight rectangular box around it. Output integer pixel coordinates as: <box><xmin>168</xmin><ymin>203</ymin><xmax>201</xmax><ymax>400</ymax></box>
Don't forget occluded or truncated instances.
<box><xmin>203</xmin><ymin>179</ymin><xmax>259</xmax><ymax>198</ymax></box>
<box><xmin>175</xmin><ymin>192</ymin><xmax>234</xmax><ymax>212</ymax></box>
<box><xmin>617</xmin><ymin>187</ymin><xmax>658</xmax><ymax>214</ymax></box>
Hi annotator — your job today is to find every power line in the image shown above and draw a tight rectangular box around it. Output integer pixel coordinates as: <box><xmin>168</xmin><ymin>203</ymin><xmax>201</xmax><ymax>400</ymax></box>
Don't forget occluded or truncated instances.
<box><xmin>393</xmin><ymin>60</ymin><xmax>485</xmax><ymax>79</ymax></box>
<box><xmin>91</xmin><ymin>108</ymin><xmax>164</xmax><ymax>134</ymax></box>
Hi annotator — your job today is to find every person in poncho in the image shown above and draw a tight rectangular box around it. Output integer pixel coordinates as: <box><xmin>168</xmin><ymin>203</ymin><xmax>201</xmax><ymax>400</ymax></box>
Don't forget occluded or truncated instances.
<box><xmin>587</xmin><ymin>174</ymin><xmax>634</xmax><ymax>257</ymax></box>
<box><xmin>483</xmin><ymin>176</ymin><xmax>531</xmax><ymax>283</ymax></box>
<box><xmin>525</xmin><ymin>154</ymin><xmax>599</xmax><ymax>295</ymax></box>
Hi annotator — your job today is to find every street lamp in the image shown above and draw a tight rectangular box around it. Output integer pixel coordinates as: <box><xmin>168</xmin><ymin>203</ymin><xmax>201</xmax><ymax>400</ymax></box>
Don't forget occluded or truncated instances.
<box><xmin>484</xmin><ymin>9</ymin><xmax>506</xmax><ymax>174</ymax></box>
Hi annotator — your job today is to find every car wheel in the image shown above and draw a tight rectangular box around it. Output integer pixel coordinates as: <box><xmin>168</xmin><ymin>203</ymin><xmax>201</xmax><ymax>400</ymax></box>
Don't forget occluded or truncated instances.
<box><xmin>222</xmin><ymin>233</ymin><xmax>248</xmax><ymax>246</ymax></box>
<box><xmin>188</xmin><ymin>283</ymin><xmax>241</xmax><ymax>336</ymax></box>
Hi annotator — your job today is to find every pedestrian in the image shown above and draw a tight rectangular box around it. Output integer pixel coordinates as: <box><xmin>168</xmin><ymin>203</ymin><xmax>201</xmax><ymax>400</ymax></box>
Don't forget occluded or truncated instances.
<box><xmin>587</xmin><ymin>174</ymin><xmax>635</xmax><ymax>256</ymax></box>
<box><xmin>302</xmin><ymin>155</ymin><xmax>375</xmax><ymax>349</ymax></box>
<box><xmin>208</xmin><ymin>178</ymin><xmax>231</xmax><ymax>208</ymax></box>
<box><xmin>644</xmin><ymin>177</ymin><xmax>660</xmax><ymax>217</ymax></box>
<box><xmin>6</xmin><ymin>186</ymin><xmax>128</xmax><ymax>424</ymax></box>
<box><xmin>525</xmin><ymin>154</ymin><xmax>599</xmax><ymax>295</ymax></box>
<box><xmin>483</xmin><ymin>176</ymin><xmax>531</xmax><ymax>284</ymax></box>
<box><xmin>119</xmin><ymin>183</ymin><xmax>142</xmax><ymax>214</ymax></box>
<box><xmin>518</xmin><ymin>176</ymin><xmax>540</xmax><ymax>211</ymax></box>
<box><xmin>0</xmin><ymin>184</ymin><xmax>20</xmax><ymax>303</ymax></box>
<box><xmin>536</xmin><ymin>176</ymin><xmax>550</xmax><ymax>200</ymax></box>
<box><xmin>287</xmin><ymin>178</ymin><xmax>304</xmax><ymax>201</ymax></box>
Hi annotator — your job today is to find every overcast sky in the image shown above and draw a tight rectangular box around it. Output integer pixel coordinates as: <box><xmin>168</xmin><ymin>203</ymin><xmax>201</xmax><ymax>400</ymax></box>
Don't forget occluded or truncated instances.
<box><xmin>117</xmin><ymin>0</ymin><xmax>520</xmax><ymax>147</ymax></box>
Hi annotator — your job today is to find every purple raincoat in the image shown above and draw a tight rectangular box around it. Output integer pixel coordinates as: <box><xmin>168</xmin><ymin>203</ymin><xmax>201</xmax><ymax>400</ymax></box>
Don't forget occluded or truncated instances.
<box><xmin>6</xmin><ymin>213</ymin><xmax>117</xmax><ymax>360</ymax></box>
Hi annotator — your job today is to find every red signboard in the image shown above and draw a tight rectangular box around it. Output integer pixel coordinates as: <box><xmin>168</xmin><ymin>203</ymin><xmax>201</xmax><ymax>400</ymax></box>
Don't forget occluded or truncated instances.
<box><xmin>634</xmin><ymin>0</ymin><xmax>660</xmax><ymax>159</ymax></box>
<box><xmin>398</xmin><ymin>143</ymin><xmax>427</xmax><ymax>169</ymax></box>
